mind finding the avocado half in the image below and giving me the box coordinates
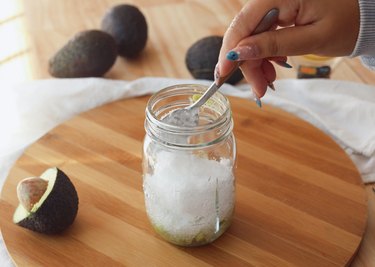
[13,167,79,234]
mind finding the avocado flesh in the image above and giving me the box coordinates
[151,219,232,247]
[13,167,78,234]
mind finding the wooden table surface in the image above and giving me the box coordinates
[0,95,368,266]
[1,0,374,266]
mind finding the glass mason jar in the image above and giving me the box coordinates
[142,84,236,247]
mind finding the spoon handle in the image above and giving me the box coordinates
[190,8,279,110]
[215,61,241,87]
[216,7,279,87]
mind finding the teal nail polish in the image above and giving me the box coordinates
[255,98,262,108]
[268,83,275,91]
[276,61,293,68]
[226,51,239,61]
[282,62,293,68]
[251,89,262,108]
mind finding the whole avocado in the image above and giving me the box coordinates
[185,36,243,85]
[101,4,148,58]
[49,30,117,78]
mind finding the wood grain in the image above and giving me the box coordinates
[1,0,374,266]
[3,0,374,84]
[0,96,367,266]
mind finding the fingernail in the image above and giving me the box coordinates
[226,45,259,61]
[275,61,293,68]
[255,98,262,108]
[214,63,220,80]
[226,51,239,61]
[250,89,262,108]
[214,63,220,84]
[268,83,275,91]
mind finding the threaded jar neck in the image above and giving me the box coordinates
[145,84,233,149]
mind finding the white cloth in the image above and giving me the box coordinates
[0,77,374,265]
[261,79,375,183]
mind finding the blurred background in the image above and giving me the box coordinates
[0,1,374,266]
[1,0,375,87]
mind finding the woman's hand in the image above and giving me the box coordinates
[217,0,360,98]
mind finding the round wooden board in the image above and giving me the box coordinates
[0,96,367,267]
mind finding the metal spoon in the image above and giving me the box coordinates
[163,8,279,127]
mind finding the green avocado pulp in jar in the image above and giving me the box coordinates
[143,84,236,246]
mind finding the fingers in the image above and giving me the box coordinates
[220,0,359,64]
[218,0,298,76]
[240,59,276,99]
[217,55,290,82]
[217,0,360,104]
[261,60,277,89]
[226,24,324,60]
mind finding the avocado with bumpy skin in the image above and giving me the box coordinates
[49,30,117,78]
[13,167,79,234]
[185,36,243,85]
[101,4,148,58]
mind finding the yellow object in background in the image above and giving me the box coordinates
[291,54,341,79]
[302,54,334,63]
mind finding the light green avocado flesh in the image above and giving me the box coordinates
[13,167,57,223]
[152,219,231,247]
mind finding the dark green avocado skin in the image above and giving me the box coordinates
[49,30,117,78]
[101,4,148,58]
[17,169,79,234]
[185,36,244,85]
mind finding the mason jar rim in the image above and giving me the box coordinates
[146,84,230,131]
[145,84,233,148]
